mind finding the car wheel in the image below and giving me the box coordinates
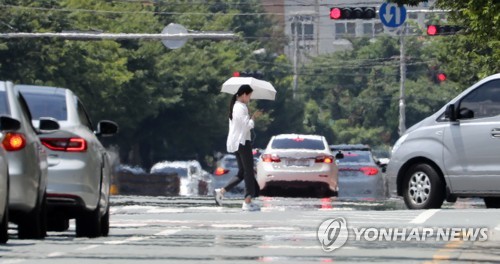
[76,204,101,238]
[47,216,69,232]
[0,200,8,244]
[402,163,445,209]
[484,197,500,208]
[100,206,110,236]
[18,192,47,239]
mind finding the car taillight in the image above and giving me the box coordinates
[360,166,379,176]
[41,138,87,152]
[2,133,26,151]
[315,156,334,163]
[261,154,281,163]
[214,167,229,176]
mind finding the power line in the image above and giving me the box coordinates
[0,4,451,17]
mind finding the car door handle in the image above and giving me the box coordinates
[491,128,500,137]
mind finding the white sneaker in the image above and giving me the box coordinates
[242,201,260,212]
[214,189,224,206]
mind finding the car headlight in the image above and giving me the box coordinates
[391,133,409,155]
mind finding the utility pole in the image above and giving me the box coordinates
[314,0,319,55]
[398,23,407,136]
[292,16,299,100]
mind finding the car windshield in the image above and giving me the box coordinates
[271,138,325,150]
[22,92,67,120]
[0,91,10,115]
[338,150,373,163]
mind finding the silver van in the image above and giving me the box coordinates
[387,73,500,209]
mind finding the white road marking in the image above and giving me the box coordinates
[410,209,440,224]
[1,259,26,264]
[146,208,184,213]
[76,245,100,251]
[211,224,253,228]
[105,228,180,245]
[155,229,180,236]
[47,252,66,257]
[105,236,151,245]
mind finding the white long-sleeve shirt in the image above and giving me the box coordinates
[226,101,254,153]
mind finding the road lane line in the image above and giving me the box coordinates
[76,245,100,251]
[410,209,440,224]
[211,224,252,228]
[427,236,464,262]
[105,228,180,245]
[1,259,26,264]
[105,236,151,245]
[155,229,180,236]
[47,252,66,257]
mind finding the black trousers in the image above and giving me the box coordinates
[223,140,259,198]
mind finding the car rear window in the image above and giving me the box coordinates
[22,92,67,120]
[0,91,10,115]
[338,150,373,163]
[271,138,325,150]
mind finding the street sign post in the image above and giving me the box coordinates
[379,2,407,28]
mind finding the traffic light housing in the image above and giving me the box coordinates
[426,25,464,36]
[428,66,447,83]
[330,7,376,20]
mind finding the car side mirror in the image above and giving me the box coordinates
[96,120,118,137]
[38,117,60,132]
[444,104,457,121]
[0,116,21,131]
[335,151,344,160]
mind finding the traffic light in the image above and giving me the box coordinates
[436,72,447,82]
[329,7,376,20]
[429,66,447,83]
[426,25,464,36]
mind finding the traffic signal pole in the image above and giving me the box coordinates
[399,23,407,136]
[292,16,299,100]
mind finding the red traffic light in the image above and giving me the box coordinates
[437,73,447,82]
[427,25,438,36]
[427,24,464,36]
[330,7,376,20]
[330,7,342,19]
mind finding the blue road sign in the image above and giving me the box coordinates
[379,2,407,28]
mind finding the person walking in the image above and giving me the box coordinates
[214,84,262,211]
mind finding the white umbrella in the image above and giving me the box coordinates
[221,77,276,101]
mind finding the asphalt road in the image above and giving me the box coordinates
[1,195,500,263]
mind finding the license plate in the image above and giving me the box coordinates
[285,159,310,167]
[339,170,361,177]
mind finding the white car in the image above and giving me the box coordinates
[18,85,118,238]
[257,134,341,197]
[0,81,59,239]
[0,116,23,243]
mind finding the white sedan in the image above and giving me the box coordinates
[257,134,341,197]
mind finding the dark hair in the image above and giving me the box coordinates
[228,84,253,120]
